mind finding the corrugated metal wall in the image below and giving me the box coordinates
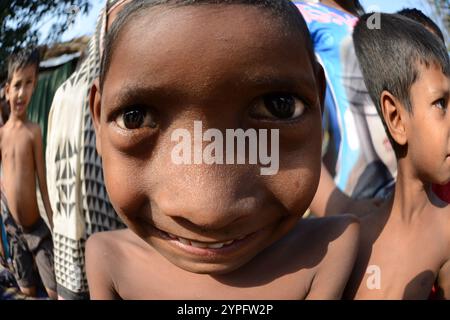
[27,60,76,150]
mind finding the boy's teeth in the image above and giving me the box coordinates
[208,242,225,249]
[178,238,191,245]
[190,241,208,248]
[174,237,236,249]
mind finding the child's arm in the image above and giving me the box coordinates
[310,163,384,217]
[436,259,450,299]
[32,125,53,230]
[305,215,360,299]
[85,233,119,299]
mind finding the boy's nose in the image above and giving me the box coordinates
[17,87,24,99]
[153,166,265,232]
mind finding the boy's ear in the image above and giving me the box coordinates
[89,78,102,156]
[315,63,326,114]
[380,90,407,146]
[4,83,10,102]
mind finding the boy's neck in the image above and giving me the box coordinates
[8,112,28,124]
[390,158,443,223]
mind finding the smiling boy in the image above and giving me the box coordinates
[0,49,56,299]
[85,0,360,299]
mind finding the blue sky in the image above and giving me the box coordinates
[361,0,448,41]
[38,0,446,44]
[361,0,433,14]
[38,1,104,43]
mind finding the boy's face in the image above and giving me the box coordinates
[92,5,324,274]
[405,63,450,184]
[5,65,37,118]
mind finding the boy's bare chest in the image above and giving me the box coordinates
[118,272,312,299]
[1,128,34,161]
[115,249,314,299]
[350,227,446,299]
[1,127,33,154]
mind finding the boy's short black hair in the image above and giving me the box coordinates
[100,0,316,89]
[397,8,445,43]
[341,0,365,17]
[353,13,450,155]
[7,48,40,83]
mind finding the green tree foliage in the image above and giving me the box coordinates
[0,0,91,83]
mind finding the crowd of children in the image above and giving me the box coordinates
[0,0,449,300]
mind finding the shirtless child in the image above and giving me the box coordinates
[0,49,56,299]
[85,0,360,299]
[346,13,450,299]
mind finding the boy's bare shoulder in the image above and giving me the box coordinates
[308,214,360,261]
[86,228,155,265]
[256,214,360,299]
[295,214,360,246]
[26,121,42,137]
[300,215,359,267]
[264,214,359,275]
[297,215,360,299]
[86,229,146,299]
[86,229,144,253]
[86,230,149,277]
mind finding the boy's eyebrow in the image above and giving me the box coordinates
[429,88,449,98]
[106,70,318,108]
[240,71,317,91]
[107,83,175,107]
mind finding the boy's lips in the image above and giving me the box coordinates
[165,231,247,249]
[15,102,25,110]
[152,225,261,257]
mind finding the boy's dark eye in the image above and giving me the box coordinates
[250,93,306,120]
[116,107,156,130]
[434,98,447,110]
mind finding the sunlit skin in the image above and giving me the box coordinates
[345,63,450,299]
[0,65,56,299]
[2,65,49,228]
[5,66,35,120]
[87,4,360,299]
[423,17,450,204]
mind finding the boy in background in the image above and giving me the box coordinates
[347,13,450,299]
[0,49,56,299]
